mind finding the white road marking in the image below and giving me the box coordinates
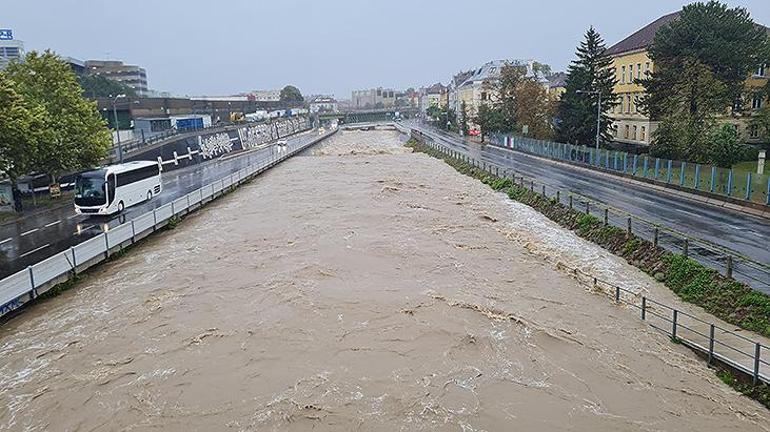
[0,238,12,245]
[20,243,50,258]
[45,220,61,227]
[20,228,38,237]
[67,214,80,220]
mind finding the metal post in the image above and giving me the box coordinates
[530,181,534,193]
[641,297,647,320]
[753,343,761,385]
[683,238,688,258]
[726,255,733,279]
[654,158,660,179]
[604,208,608,225]
[672,309,678,340]
[131,220,136,243]
[695,164,701,189]
[680,162,685,186]
[27,266,36,299]
[745,172,752,200]
[727,170,733,196]
[569,195,573,209]
[627,217,632,236]
[615,286,620,303]
[595,91,601,157]
[586,201,590,215]
[767,177,770,205]
[104,232,110,258]
[710,166,716,193]
[666,159,672,183]
[708,324,715,364]
[556,190,560,203]
[653,228,659,247]
[632,154,638,176]
[542,185,546,197]
[71,247,77,274]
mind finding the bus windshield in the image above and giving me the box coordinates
[74,173,107,207]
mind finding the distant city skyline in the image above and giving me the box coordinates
[4,0,769,98]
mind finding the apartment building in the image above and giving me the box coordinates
[606,12,769,147]
[0,29,24,70]
[86,60,149,95]
[351,87,396,109]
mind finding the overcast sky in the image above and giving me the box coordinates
[4,0,769,99]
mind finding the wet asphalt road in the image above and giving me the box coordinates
[406,123,770,290]
[0,131,320,279]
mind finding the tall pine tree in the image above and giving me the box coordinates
[556,27,617,146]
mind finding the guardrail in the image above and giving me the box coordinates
[418,134,769,385]
[408,125,770,294]
[0,128,337,319]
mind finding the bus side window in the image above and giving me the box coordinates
[107,174,117,205]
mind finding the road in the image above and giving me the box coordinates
[406,122,770,291]
[0,130,321,279]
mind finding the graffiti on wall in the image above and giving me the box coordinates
[199,133,235,159]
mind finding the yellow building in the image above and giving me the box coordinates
[606,11,769,147]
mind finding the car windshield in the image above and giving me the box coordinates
[74,173,106,206]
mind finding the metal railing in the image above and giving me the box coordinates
[418,135,769,385]
[0,128,336,319]
[487,133,770,206]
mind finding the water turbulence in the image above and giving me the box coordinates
[0,129,767,431]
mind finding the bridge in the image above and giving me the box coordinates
[319,107,419,124]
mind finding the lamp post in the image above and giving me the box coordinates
[110,94,126,162]
[576,89,602,156]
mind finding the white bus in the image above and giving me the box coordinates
[74,161,162,216]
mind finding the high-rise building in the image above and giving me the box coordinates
[0,29,24,70]
[85,59,149,95]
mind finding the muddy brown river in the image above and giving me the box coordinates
[1,129,768,431]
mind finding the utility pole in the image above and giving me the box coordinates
[111,94,126,163]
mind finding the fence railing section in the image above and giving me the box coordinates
[487,133,770,206]
[418,134,769,385]
[0,129,336,319]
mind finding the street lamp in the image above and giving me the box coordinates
[576,89,602,157]
[110,94,126,162]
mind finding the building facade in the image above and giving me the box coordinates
[0,29,24,70]
[351,87,396,109]
[606,12,769,147]
[251,89,281,102]
[86,60,149,95]
[309,96,338,113]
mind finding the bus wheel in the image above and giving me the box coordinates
[147,191,152,201]
[118,201,124,213]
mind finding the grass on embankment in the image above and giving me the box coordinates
[406,138,770,407]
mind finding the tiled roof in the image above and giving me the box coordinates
[606,11,680,56]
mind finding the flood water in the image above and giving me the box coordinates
[1,129,768,431]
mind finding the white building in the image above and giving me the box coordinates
[0,29,24,70]
[309,96,338,113]
[251,89,281,102]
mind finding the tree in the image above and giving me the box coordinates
[280,85,304,105]
[0,73,44,185]
[556,26,617,146]
[459,101,470,136]
[474,103,506,142]
[647,59,728,161]
[77,74,137,99]
[641,1,766,115]
[514,77,556,140]
[5,51,112,183]
[708,124,748,168]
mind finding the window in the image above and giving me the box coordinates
[632,125,638,140]
[645,62,650,76]
[481,91,487,101]
[749,124,759,139]
[613,125,618,137]
[626,95,631,114]
[641,126,646,141]
[636,63,641,80]
[620,96,625,113]
[756,64,766,77]
[621,66,626,84]
[624,125,629,139]
[628,64,633,82]
[752,94,763,110]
